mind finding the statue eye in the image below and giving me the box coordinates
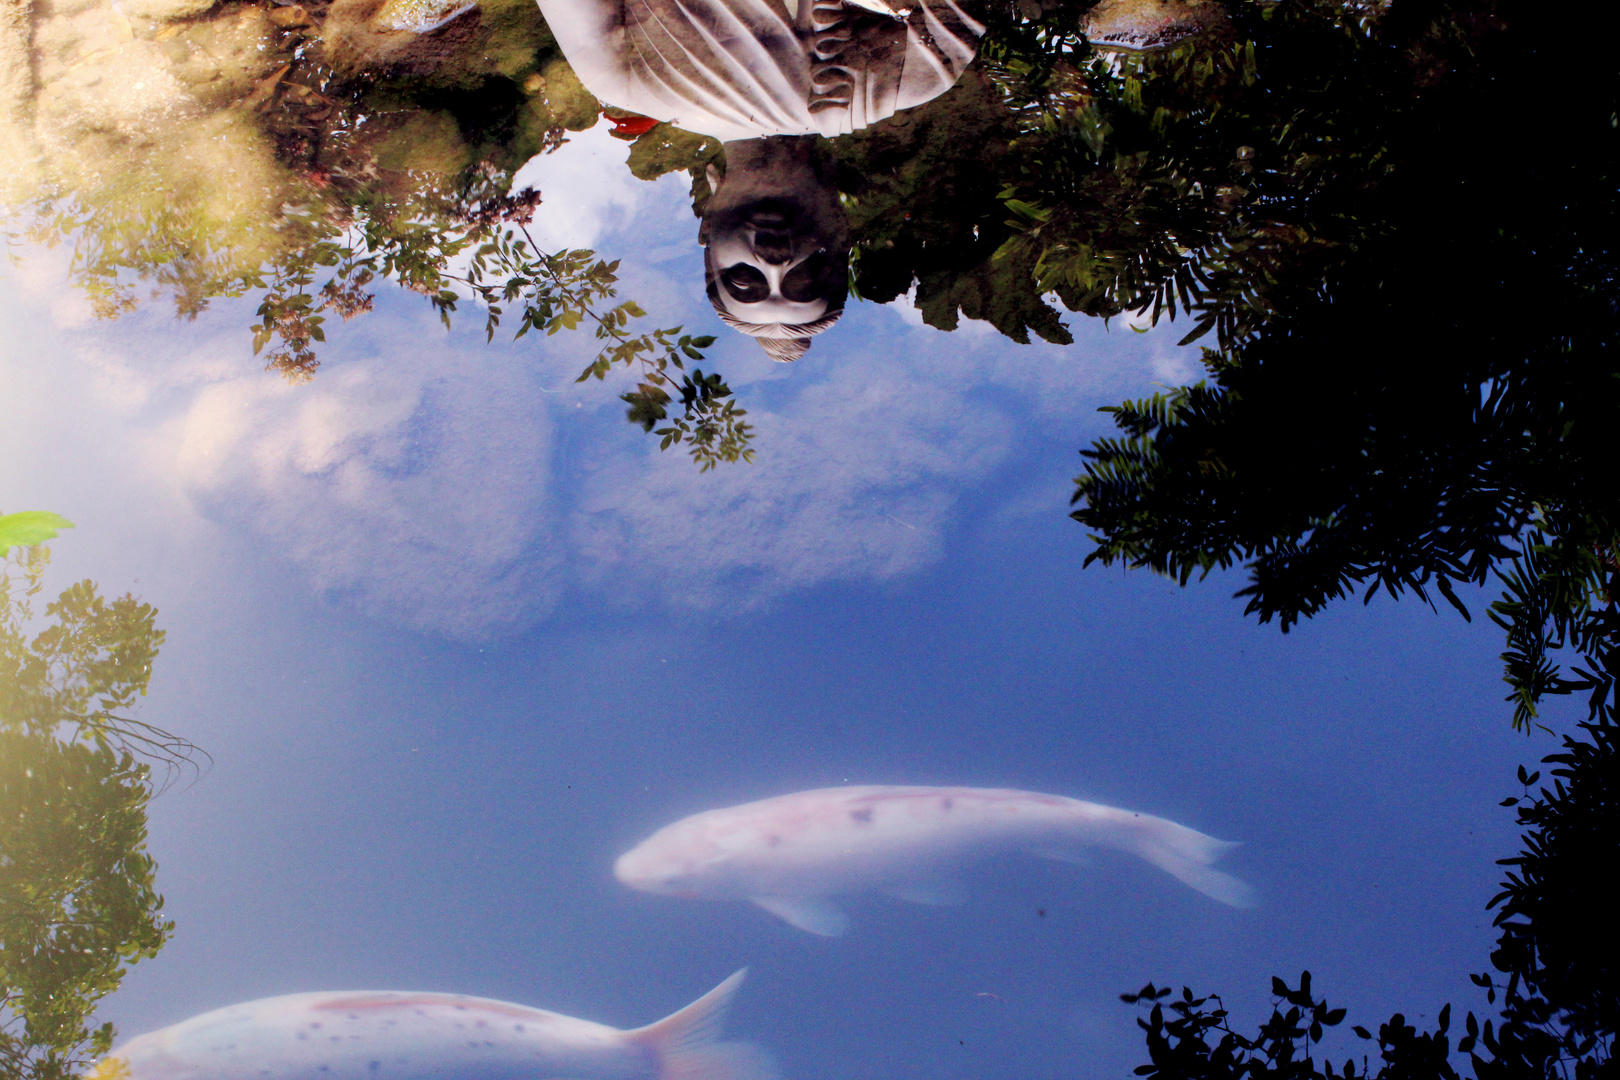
[720,264,770,303]
[781,250,836,303]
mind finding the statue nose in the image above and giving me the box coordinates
[753,231,793,264]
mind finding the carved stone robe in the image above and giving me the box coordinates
[537,0,984,142]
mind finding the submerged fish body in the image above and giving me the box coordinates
[615,786,1255,935]
[94,970,773,1080]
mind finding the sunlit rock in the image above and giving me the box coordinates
[1,0,602,317]
[1081,0,1226,51]
[372,0,477,32]
[0,0,40,197]
[119,0,218,23]
[320,0,558,84]
[7,0,293,309]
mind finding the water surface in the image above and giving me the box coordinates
[1,0,1587,1076]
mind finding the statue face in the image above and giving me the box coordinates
[699,142,850,327]
[705,202,844,325]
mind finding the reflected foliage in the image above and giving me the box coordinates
[1112,468,1618,1076]
[1078,4,1617,1075]
[774,0,1390,342]
[1,542,184,1078]
[1125,710,1620,1080]
[1483,716,1619,1076]
[828,69,1072,345]
[0,735,169,1080]
[1120,972,1594,1080]
[5,0,750,466]
[1063,0,1619,724]
[1123,974,1444,1080]
[0,545,193,769]
[1123,721,1620,1079]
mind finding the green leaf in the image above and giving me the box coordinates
[0,511,76,554]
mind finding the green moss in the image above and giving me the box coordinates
[534,58,600,131]
[625,123,722,182]
[371,109,474,175]
[478,0,552,79]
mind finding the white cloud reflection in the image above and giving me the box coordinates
[174,348,562,638]
[571,345,1013,611]
[0,131,1193,639]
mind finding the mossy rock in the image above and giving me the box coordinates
[319,0,555,87]
[625,123,721,181]
[477,0,551,79]
[530,57,598,131]
[370,108,474,174]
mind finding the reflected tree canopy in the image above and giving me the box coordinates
[1,537,188,1078]
[7,0,1613,463]
[1059,0,1617,726]
[20,0,1610,476]
[2,0,750,466]
[1019,2,1617,1074]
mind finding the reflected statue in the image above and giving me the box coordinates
[537,0,986,358]
[697,137,850,361]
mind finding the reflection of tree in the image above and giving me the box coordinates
[1120,702,1617,1079]
[4,0,752,467]
[1111,525,1617,1075]
[242,168,753,468]
[1019,1,1618,1074]
[814,0,1615,377]
[829,68,1072,345]
[758,0,1273,341]
[1,538,190,1078]
[0,735,170,1080]
[1064,0,1617,723]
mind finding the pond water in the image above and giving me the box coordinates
[1,0,1612,1077]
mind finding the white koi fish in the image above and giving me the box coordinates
[615,786,1255,935]
[91,970,773,1080]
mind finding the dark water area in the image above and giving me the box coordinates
[1,0,1615,1077]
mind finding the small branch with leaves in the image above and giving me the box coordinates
[246,180,754,469]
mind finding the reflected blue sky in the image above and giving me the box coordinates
[1,124,1534,1079]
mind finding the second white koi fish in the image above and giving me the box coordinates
[91,970,772,1080]
[614,786,1255,935]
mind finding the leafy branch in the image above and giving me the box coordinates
[1488,525,1618,732]
[1122,973,1527,1079]
[245,179,754,470]
[1,539,205,786]
[2,539,185,1078]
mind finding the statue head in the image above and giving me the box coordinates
[699,136,851,361]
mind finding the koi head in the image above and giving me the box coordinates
[613,812,756,897]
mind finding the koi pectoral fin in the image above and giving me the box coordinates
[751,896,850,936]
[1028,846,1092,866]
[880,880,967,906]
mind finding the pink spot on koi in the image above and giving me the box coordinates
[310,995,546,1020]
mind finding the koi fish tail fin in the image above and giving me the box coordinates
[629,970,778,1080]
[1132,818,1258,908]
